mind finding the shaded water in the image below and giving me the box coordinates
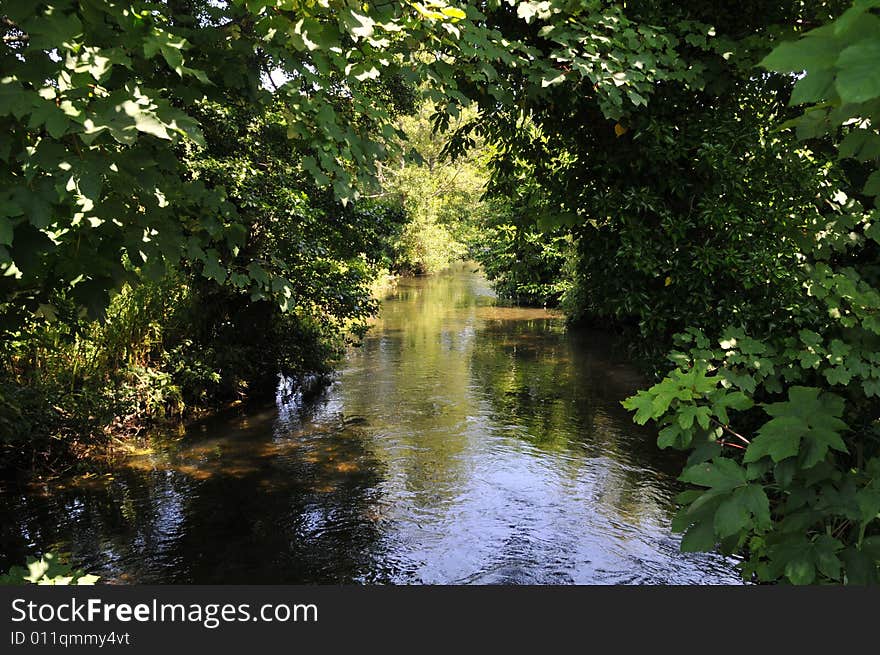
[0,263,741,584]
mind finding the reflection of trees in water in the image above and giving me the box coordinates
[467,319,685,528]
[0,425,391,583]
[162,441,388,583]
[0,471,195,578]
[341,265,685,534]
[339,269,488,507]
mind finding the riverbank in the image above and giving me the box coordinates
[2,267,409,482]
[0,274,356,481]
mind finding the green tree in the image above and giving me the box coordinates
[379,102,490,274]
[622,0,880,584]
[0,0,483,324]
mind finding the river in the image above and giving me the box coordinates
[0,263,741,584]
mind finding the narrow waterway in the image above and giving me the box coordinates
[0,263,741,584]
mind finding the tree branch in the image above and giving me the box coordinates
[711,417,751,445]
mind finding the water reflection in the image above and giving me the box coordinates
[0,263,741,584]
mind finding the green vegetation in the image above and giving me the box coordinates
[620,2,880,585]
[4,0,880,584]
[0,552,98,585]
[377,102,476,274]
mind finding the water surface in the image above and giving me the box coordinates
[0,263,741,584]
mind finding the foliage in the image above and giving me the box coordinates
[0,0,416,323]
[476,210,571,307]
[0,553,98,585]
[447,3,843,340]
[377,102,489,274]
[2,0,692,326]
[559,92,832,343]
[622,1,880,584]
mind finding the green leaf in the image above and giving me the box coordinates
[842,546,879,584]
[440,7,467,20]
[814,535,843,581]
[785,556,816,585]
[678,404,698,428]
[25,11,83,49]
[341,10,375,40]
[0,565,28,585]
[680,520,715,552]
[658,422,686,448]
[760,35,839,73]
[839,129,880,161]
[745,415,805,462]
[202,249,227,283]
[745,387,848,465]
[680,457,747,491]
[291,18,337,52]
[5,553,99,585]
[541,73,566,88]
[824,365,852,386]
[714,495,751,538]
[834,5,869,37]
[696,406,711,429]
[773,459,797,489]
[21,191,52,229]
[738,484,771,530]
[790,69,835,105]
[687,439,722,465]
[863,378,880,398]
[712,390,753,423]
[722,391,753,410]
[29,102,70,138]
[835,39,880,104]
[127,105,171,140]
[856,486,880,524]
[621,390,656,424]
[746,458,772,480]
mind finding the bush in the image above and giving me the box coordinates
[622,3,880,584]
[0,273,347,473]
[475,216,571,307]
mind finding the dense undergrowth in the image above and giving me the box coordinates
[0,274,344,475]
